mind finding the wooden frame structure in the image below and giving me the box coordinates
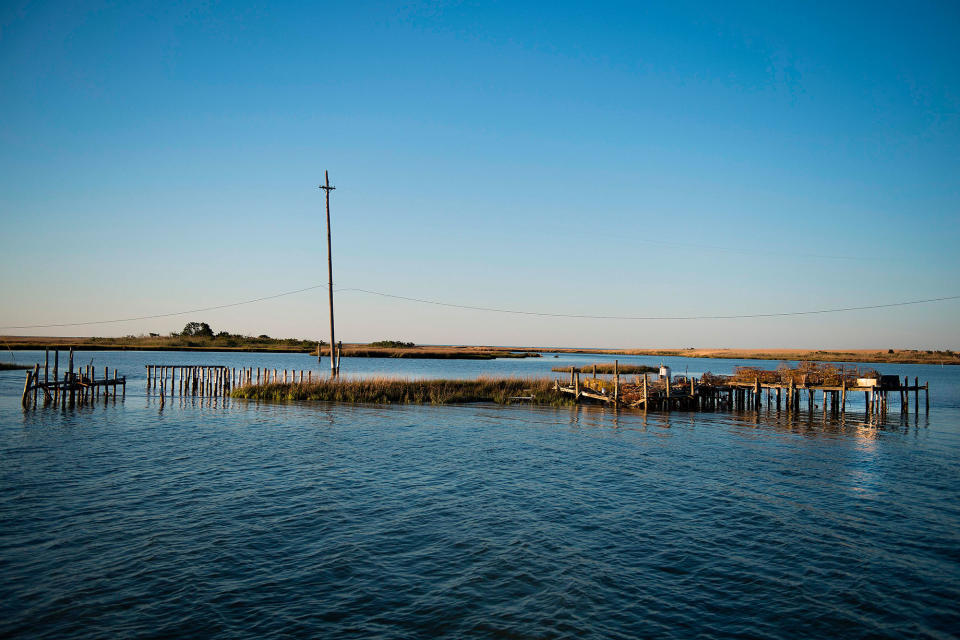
[558,361,930,414]
[21,347,126,409]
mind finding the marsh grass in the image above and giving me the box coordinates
[232,376,573,406]
[730,361,880,386]
[342,348,535,359]
[551,364,657,374]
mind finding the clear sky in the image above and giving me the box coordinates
[1,0,958,348]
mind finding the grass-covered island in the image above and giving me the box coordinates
[231,377,572,406]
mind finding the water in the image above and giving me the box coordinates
[1,350,958,638]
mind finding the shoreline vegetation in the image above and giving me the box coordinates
[531,347,958,366]
[231,377,573,406]
[551,363,658,375]
[0,330,956,365]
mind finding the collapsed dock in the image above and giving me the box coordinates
[20,347,126,409]
[558,361,929,414]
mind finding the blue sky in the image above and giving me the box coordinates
[1,0,958,348]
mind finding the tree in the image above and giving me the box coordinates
[182,321,214,337]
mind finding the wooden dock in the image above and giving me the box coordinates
[21,347,126,409]
[558,361,929,414]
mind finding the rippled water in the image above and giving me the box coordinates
[1,351,959,638]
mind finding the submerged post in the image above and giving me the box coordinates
[614,360,619,404]
[21,370,32,408]
[914,377,919,413]
[68,348,75,408]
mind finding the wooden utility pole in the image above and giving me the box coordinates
[319,170,337,377]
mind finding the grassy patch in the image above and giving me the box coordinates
[231,376,572,406]
[551,363,657,374]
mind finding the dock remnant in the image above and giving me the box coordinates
[145,366,322,400]
[21,347,126,409]
[558,362,929,415]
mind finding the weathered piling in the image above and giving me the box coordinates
[143,364,234,399]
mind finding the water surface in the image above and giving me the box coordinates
[1,351,958,638]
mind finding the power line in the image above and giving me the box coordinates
[0,285,327,330]
[1,286,958,330]
[341,289,960,320]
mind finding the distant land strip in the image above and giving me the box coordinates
[0,336,956,365]
[519,347,959,366]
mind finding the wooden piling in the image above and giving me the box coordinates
[614,360,619,405]
[914,377,919,413]
[53,349,59,404]
[68,348,75,407]
[21,370,32,408]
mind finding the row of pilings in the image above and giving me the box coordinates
[146,365,325,401]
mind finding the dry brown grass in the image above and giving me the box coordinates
[550,364,657,375]
[231,376,572,406]
[730,362,879,386]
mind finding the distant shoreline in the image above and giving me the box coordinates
[1,336,955,365]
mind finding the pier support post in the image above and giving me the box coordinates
[68,348,75,408]
[914,377,919,414]
[53,350,59,404]
[21,370,32,408]
[614,360,619,405]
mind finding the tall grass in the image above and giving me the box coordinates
[231,376,573,406]
[551,364,657,374]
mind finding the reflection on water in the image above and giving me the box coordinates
[1,351,958,638]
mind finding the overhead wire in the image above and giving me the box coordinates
[1,285,958,330]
